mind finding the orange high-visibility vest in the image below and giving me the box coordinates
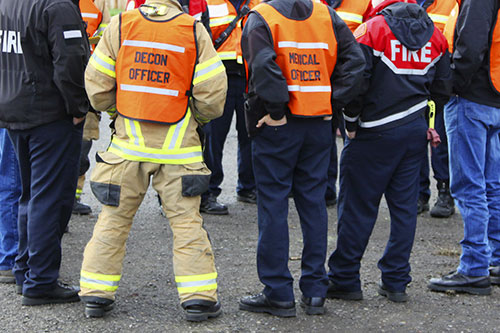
[80,0,103,38]
[334,0,371,32]
[116,10,198,124]
[490,4,500,94]
[207,0,259,63]
[252,2,337,117]
[426,0,456,32]
[443,2,458,53]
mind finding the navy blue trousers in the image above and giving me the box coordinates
[252,117,331,301]
[328,117,427,292]
[419,102,449,201]
[203,74,255,197]
[8,118,82,294]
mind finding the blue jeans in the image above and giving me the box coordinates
[0,128,21,270]
[445,97,500,276]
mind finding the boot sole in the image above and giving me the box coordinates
[300,302,325,315]
[22,294,80,306]
[185,307,222,322]
[239,303,296,317]
[326,290,363,301]
[85,304,114,318]
[430,208,455,218]
[199,209,229,216]
[428,283,492,295]
[378,287,408,303]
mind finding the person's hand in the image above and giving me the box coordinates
[73,116,85,125]
[346,130,356,139]
[256,114,287,128]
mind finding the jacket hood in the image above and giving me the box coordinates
[380,1,435,51]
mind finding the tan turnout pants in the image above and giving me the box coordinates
[79,151,217,304]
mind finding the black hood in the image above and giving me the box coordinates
[381,2,435,51]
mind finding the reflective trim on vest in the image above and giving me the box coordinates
[428,13,448,25]
[278,41,329,50]
[80,0,103,38]
[82,13,99,19]
[336,11,363,24]
[359,100,428,128]
[288,85,331,92]
[175,272,217,294]
[193,55,225,85]
[209,15,237,27]
[89,48,116,78]
[80,270,121,292]
[217,51,237,60]
[120,84,179,97]
[122,39,185,53]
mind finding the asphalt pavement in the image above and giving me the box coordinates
[1,118,499,332]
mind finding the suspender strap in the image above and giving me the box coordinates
[213,0,251,50]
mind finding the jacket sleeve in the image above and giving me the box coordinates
[430,49,452,105]
[241,12,289,120]
[84,15,120,113]
[329,7,365,111]
[342,28,373,132]
[191,21,228,124]
[451,0,497,94]
[46,1,90,118]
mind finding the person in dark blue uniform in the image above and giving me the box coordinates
[326,0,451,303]
[0,0,89,305]
[239,0,364,316]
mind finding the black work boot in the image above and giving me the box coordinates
[181,299,222,322]
[428,271,491,295]
[81,296,115,318]
[417,196,429,214]
[430,180,455,218]
[239,293,296,317]
[22,281,80,305]
[200,195,228,215]
[72,198,92,215]
[300,295,325,315]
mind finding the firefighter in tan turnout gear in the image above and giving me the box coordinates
[78,0,228,321]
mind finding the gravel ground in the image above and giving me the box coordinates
[1,120,498,333]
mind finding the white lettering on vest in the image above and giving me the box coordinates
[0,30,23,54]
[390,40,432,64]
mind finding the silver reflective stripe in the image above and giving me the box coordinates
[110,142,202,160]
[194,60,223,79]
[176,279,217,288]
[81,13,99,19]
[80,276,119,287]
[129,120,140,146]
[343,114,359,122]
[120,84,179,97]
[374,49,443,76]
[359,100,428,128]
[122,40,185,53]
[91,53,115,72]
[278,41,329,50]
[336,11,363,24]
[288,85,331,92]
[63,30,82,39]
[168,115,187,150]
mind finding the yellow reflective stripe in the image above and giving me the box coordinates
[81,270,121,281]
[237,55,243,64]
[76,188,83,194]
[193,55,225,85]
[89,48,116,78]
[336,11,363,24]
[124,118,135,145]
[108,137,203,164]
[177,283,218,294]
[174,110,191,149]
[80,281,118,292]
[217,51,237,60]
[132,120,145,147]
[210,15,236,27]
[162,122,177,150]
[428,13,448,24]
[175,272,217,283]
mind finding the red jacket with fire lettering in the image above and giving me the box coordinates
[343,0,451,132]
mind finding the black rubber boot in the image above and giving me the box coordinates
[82,296,115,318]
[430,180,455,218]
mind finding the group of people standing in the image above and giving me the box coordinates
[0,0,499,325]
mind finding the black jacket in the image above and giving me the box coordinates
[241,0,365,120]
[343,1,451,132]
[0,0,90,130]
[452,0,500,107]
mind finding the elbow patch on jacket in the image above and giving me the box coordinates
[181,174,210,197]
[89,151,126,206]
